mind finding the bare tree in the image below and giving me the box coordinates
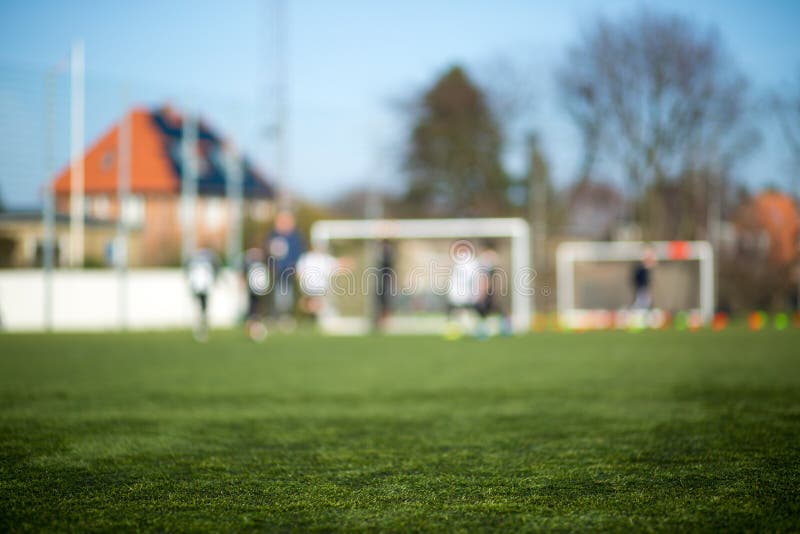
[773,68,800,196]
[557,8,757,239]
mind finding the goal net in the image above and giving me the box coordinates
[309,218,532,335]
[556,241,714,329]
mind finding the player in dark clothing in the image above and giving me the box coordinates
[265,210,305,329]
[476,240,511,336]
[242,247,269,341]
[374,240,395,331]
[631,246,657,309]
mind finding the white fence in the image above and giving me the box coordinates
[0,269,243,332]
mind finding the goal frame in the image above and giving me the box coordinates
[556,240,714,328]
[310,218,532,335]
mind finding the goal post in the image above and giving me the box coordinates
[310,218,532,335]
[556,240,714,329]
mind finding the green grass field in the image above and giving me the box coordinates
[1,329,799,531]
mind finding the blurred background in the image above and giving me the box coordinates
[0,0,798,330]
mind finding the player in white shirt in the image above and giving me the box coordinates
[185,248,220,342]
[445,241,484,338]
[296,243,347,322]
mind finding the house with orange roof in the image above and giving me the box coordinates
[51,106,274,266]
[735,191,799,266]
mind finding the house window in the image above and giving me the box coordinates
[123,195,145,227]
[205,197,224,230]
[92,195,110,219]
[177,198,197,226]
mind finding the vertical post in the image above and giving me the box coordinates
[706,169,722,313]
[555,244,574,323]
[69,40,85,267]
[276,0,289,209]
[264,0,290,209]
[699,242,715,324]
[534,165,547,274]
[42,187,56,329]
[511,220,532,333]
[181,110,198,263]
[526,135,548,314]
[224,144,244,270]
[794,170,800,314]
[116,97,131,329]
[42,68,57,330]
[364,187,383,329]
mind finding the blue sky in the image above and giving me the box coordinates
[0,0,799,208]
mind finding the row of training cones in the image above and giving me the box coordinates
[529,311,800,333]
[744,311,798,331]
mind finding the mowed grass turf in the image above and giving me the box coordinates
[0,329,798,531]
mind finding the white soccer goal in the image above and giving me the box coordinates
[556,240,714,329]
[310,218,532,335]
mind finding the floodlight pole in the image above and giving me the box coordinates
[42,186,55,330]
[364,187,383,330]
[69,40,85,267]
[262,0,290,210]
[707,169,722,313]
[224,143,244,270]
[42,67,58,330]
[116,92,131,329]
[510,223,532,333]
[276,0,290,210]
[793,168,800,313]
[181,110,198,263]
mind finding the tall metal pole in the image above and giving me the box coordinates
[534,166,547,274]
[69,40,85,267]
[527,134,548,311]
[116,93,131,329]
[707,165,722,313]
[795,169,799,313]
[365,186,383,329]
[43,68,57,330]
[263,0,289,210]
[224,143,244,270]
[181,110,198,263]
[275,0,289,210]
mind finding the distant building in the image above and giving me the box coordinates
[50,106,274,266]
[733,191,799,266]
[0,210,129,268]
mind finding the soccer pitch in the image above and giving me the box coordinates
[1,329,798,531]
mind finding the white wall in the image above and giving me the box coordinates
[0,269,244,331]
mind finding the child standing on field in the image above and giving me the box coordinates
[631,246,657,309]
[445,240,483,338]
[186,248,220,342]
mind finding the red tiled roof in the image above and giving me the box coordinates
[53,108,178,195]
